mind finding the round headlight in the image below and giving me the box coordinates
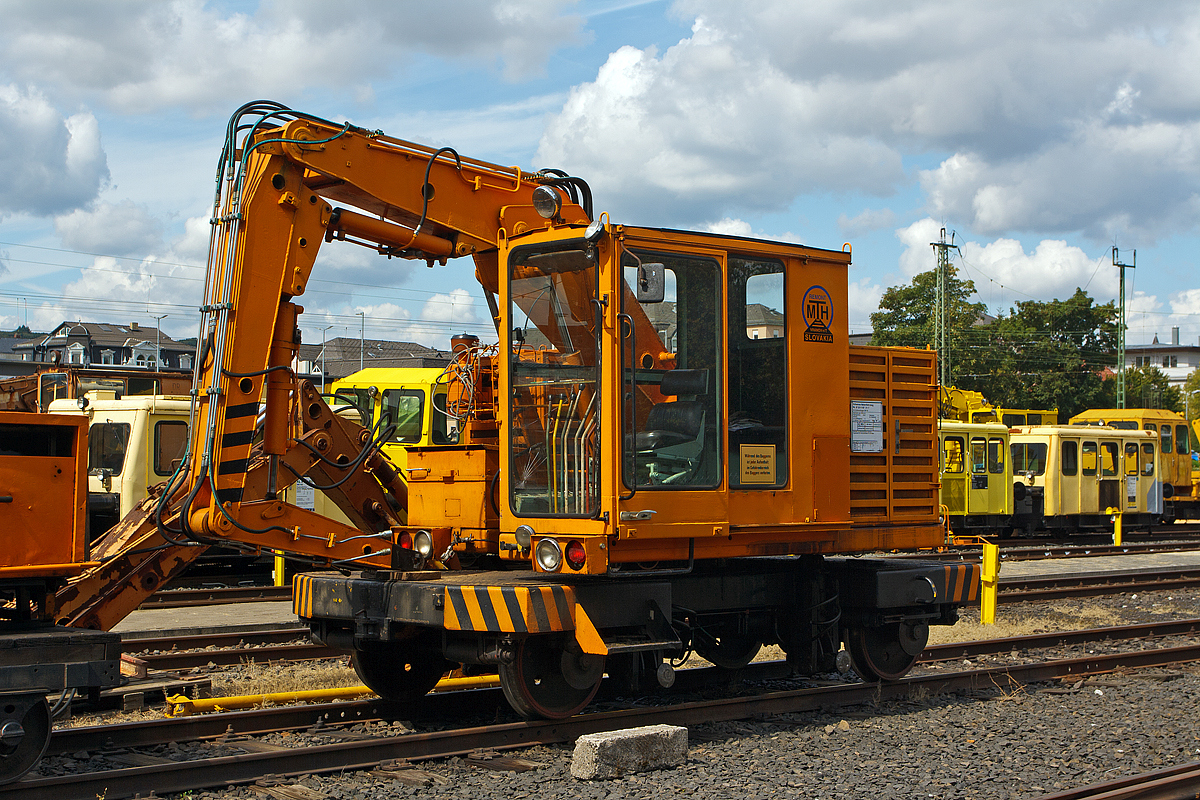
[535,538,563,572]
[413,530,433,557]
[532,186,562,220]
[515,524,534,549]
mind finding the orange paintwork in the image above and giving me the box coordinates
[0,412,88,578]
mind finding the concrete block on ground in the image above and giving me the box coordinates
[571,724,687,779]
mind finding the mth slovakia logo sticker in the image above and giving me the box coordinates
[802,285,833,343]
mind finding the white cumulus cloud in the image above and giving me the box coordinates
[0,85,108,216]
[55,200,165,256]
[537,0,1200,243]
[895,218,1117,305]
[0,1,584,115]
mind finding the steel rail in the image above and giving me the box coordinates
[21,643,1200,800]
[997,567,1200,603]
[140,585,292,608]
[1030,761,1200,800]
[892,541,1200,562]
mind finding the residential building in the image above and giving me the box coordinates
[1125,327,1198,388]
[12,321,192,371]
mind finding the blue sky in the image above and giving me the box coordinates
[1,0,1198,351]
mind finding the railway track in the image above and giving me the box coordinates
[1033,761,1200,800]
[29,618,1200,799]
[17,638,1200,800]
[997,566,1200,602]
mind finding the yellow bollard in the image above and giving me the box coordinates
[1106,507,1122,546]
[274,551,285,587]
[980,541,1000,625]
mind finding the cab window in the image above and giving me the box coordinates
[1002,413,1025,427]
[942,437,964,474]
[154,421,189,476]
[88,422,131,475]
[1161,425,1172,457]
[622,248,723,490]
[1177,425,1189,455]
[380,389,424,444]
[333,387,375,426]
[728,258,786,488]
[1061,440,1078,476]
[1101,442,1119,476]
[1011,442,1047,476]
[1124,442,1139,476]
[970,437,987,474]
[987,437,1005,474]
[1081,441,1097,476]
[1141,442,1155,476]
[431,392,458,444]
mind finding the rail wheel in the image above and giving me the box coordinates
[0,696,51,785]
[845,621,927,682]
[695,633,762,670]
[352,641,449,702]
[499,635,604,719]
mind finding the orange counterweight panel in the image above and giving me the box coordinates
[0,412,89,577]
[848,346,939,524]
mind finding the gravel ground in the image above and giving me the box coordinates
[36,586,1200,799]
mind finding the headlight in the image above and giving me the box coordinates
[535,538,563,572]
[532,186,562,219]
[413,530,433,557]
[515,524,534,549]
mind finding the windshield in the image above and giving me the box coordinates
[508,241,601,517]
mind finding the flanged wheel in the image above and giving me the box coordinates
[0,696,51,785]
[499,636,604,719]
[352,641,449,702]
[846,621,927,682]
[695,633,762,670]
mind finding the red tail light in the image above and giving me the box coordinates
[565,540,586,570]
[398,531,413,550]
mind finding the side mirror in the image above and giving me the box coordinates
[636,262,665,304]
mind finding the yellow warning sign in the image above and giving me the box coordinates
[740,444,777,484]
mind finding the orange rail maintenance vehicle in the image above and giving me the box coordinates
[51,102,977,721]
[0,412,121,783]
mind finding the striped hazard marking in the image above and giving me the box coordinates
[944,562,981,603]
[443,584,575,633]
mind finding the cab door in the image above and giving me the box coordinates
[966,436,989,514]
[940,434,966,517]
[1079,440,1099,515]
[1058,439,1080,515]
[1098,440,1120,512]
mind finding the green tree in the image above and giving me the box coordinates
[1183,368,1200,450]
[982,289,1117,421]
[870,265,989,385]
[1101,364,1184,413]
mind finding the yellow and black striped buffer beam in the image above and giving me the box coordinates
[943,562,981,603]
[293,574,316,618]
[443,584,575,633]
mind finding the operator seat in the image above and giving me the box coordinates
[636,368,709,484]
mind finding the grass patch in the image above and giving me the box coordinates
[210,659,361,698]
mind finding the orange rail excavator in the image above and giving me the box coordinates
[42,101,976,725]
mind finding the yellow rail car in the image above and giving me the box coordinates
[1009,425,1161,534]
[938,421,1012,534]
[1069,408,1195,519]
